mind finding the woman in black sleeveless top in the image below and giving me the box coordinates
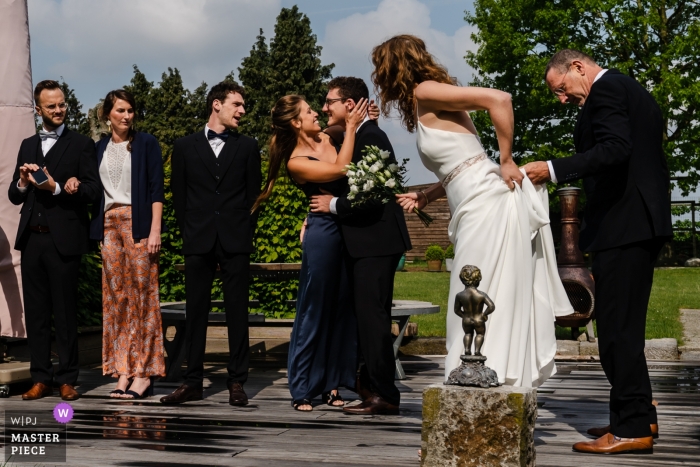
[252,95,369,411]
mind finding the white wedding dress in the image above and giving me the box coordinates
[416,120,574,387]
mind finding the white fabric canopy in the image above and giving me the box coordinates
[0,0,34,338]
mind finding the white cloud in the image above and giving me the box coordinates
[320,0,478,185]
[28,0,280,103]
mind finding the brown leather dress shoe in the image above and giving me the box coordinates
[573,433,653,454]
[228,382,248,406]
[587,423,658,439]
[59,384,80,401]
[342,394,399,415]
[22,382,53,400]
[160,384,203,405]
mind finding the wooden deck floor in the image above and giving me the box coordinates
[1,356,699,466]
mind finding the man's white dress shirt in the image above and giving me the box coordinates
[205,125,226,157]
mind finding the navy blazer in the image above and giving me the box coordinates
[90,131,166,240]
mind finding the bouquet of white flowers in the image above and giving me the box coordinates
[345,145,432,227]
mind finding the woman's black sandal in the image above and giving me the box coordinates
[292,399,313,411]
[322,391,345,407]
[122,377,154,400]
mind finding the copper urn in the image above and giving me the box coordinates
[555,187,595,328]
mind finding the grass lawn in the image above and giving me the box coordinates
[394,267,700,341]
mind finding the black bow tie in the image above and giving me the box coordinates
[207,129,229,141]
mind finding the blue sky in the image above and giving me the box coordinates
[28,0,478,185]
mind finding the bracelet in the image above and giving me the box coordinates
[419,190,429,205]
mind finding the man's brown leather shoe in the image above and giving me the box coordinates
[228,382,248,407]
[160,384,203,405]
[59,384,79,401]
[22,382,53,400]
[342,394,399,415]
[573,433,653,454]
[587,423,658,439]
[355,375,372,401]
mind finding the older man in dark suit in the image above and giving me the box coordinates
[524,50,672,455]
[8,80,100,401]
[162,81,261,407]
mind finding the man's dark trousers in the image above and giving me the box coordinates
[593,238,664,438]
[352,253,403,406]
[21,232,81,386]
[183,238,250,387]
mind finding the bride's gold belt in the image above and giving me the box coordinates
[441,152,487,188]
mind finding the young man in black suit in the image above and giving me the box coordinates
[162,82,261,406]
[8,80,100,401]
[524,50,672,455]
[311,77,412,415]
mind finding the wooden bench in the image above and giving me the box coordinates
[160,299,439,382]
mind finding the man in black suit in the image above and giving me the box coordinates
[162,82,261,406]
[311,77,412,415]
[8,80,100,401]
[524,50,672,455]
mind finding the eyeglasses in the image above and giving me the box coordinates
[324,97,344,107]
[40,102,68,113]
[552,68,572,96]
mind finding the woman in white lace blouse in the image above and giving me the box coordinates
[90,90,166,399]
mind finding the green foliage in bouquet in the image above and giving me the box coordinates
[425,244,445,261]
[445,244,455,259]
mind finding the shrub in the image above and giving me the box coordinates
[425,244,445,261]
[445,244,455,259]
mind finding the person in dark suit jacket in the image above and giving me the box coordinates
[524,50,672,455]
[8,80,100,401]
[311,77,412,415]
[161,81,261,407]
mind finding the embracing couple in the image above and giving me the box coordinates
[254,77,411,414]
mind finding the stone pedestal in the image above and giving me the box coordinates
[421,384,537,467]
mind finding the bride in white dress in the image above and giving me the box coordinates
[371,35,574,387]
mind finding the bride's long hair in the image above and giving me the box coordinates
[252,94,305,213]
[371,35,456,133]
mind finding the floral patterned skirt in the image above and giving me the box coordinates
[102,206,165,378]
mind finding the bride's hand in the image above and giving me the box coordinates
[500,160,523,190]
[345,98,368,130]
[395,192,427,212]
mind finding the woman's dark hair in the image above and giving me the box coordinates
[251,95,305,213]
[100,89,137,151]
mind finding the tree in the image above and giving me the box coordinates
[465,0,700,195]
[238,6,334,316]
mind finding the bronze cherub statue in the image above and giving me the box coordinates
[454,265,495,357]
[446,265,500,388]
